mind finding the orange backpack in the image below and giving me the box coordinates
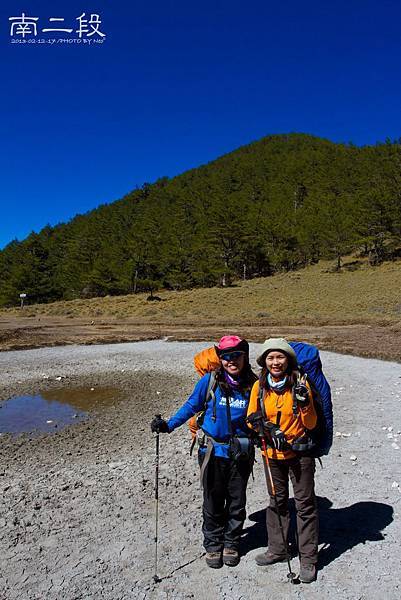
[193,346,220,376]
[189,346,221,439]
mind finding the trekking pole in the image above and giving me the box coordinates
[153,414,162,584]
[260,435,296,583]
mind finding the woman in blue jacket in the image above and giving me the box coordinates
[151,336,257,568]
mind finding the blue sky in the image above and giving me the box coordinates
[1,0,401,248]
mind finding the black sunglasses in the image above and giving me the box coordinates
[220,351,245,361]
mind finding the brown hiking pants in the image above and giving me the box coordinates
[265,455,318,564]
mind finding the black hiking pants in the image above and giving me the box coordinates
[265,455,318,564]
[199,453,252,552]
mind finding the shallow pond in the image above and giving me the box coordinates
[0,386,120,435]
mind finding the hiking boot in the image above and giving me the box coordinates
[299,563,316,583]
[255,550,287,566]
[222,548,240,567]
[205,551,223,569]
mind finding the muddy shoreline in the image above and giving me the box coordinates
[1,315,401,363]
[0,341,400,599]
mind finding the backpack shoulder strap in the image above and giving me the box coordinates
[203,371,218,422]
[223,383,234,438]
[257,381,267,420]
[206,370,217,395]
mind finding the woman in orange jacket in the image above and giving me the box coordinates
[247,338,318,584]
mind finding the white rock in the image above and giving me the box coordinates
[335,432,342,437]
[391,481,399,489]
[90,388,95,391]
[382,426,387,430]
[350,455,357,461]
[388,426,394,432]
[55,376,62,381]
[391,443,400,450]
[387,433,394,439]
[342,433,351,438]
[46,420,53,424]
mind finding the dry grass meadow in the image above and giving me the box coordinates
[3,258,401,325]
[1,258,401,360]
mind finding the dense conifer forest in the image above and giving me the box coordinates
[1,133,401,307]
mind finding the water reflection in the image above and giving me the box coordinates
[41,386,119,411]
[0,387,120,435]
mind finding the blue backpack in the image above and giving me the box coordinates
[289,342,333,457]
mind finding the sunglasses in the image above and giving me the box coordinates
[220,351,245,361]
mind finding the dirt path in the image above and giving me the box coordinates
[0,341,400,599]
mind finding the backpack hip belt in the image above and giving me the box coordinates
[198,433,254,488]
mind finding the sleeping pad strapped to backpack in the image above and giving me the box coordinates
[190,342,333,458]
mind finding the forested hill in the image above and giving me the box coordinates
[1,133,401,306]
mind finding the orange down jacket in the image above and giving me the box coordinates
[247,380,317,460]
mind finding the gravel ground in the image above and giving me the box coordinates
[0,340,400,600]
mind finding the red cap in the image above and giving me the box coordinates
[215,335,249,358]
[217,335,243,350]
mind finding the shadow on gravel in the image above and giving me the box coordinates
[241,509,267,554]
[240,497,394,567]
[317,496,394,570]
[158,553,206,581]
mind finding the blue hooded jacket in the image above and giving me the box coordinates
[167,373,252,458]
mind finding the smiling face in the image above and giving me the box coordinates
[265,351,289,380]
[220,352,246,377]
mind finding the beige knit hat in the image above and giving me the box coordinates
[256,338,297,367]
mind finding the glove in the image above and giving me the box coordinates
[264,422,287,451]
[294,381,310,407]
[151,416,170,433]
[247,411,266,434]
